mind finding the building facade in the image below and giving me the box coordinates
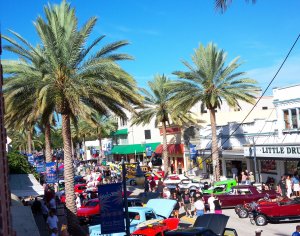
[0,36,14,236]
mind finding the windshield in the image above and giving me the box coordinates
[145,211,157,220]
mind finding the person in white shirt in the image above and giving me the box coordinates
[46,209,58,235]
[207,194,215,213]
[194,197,205,216]
[163,187,171,199]
[76,193,81,209]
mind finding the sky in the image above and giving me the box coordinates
[1,0,300,94]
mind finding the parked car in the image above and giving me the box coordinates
[89,199,176,236]
[249,197,300,226]
[77,197,142,222]
[202,179,237,195]
[164,174,187,187]
[178,178,204,192]
[203,185,278,208]
[165,214,238,236]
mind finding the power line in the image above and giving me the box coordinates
[192,33,300,173]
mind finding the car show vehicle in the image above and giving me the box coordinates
[178,178,204,192]
[202,179,237,195]
[164,174,187,186]
[249,197,300,226]
[203,185,278,208]
[88,199,176,236]
[164,214,238,236]
[74,183,87,194]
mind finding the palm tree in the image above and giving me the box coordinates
[3,2,141,233]
[170,43,259,181]
[131,75,196,176]
[215,0,256,13]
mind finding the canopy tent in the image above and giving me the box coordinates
[155,144,184,155]
[111,142,160,155]
[9,174,44,197]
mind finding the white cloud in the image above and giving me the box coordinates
[247,54,300,93]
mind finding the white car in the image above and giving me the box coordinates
[163,174,187,186]
[178,178,204,191]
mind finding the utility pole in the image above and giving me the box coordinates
[121,157,130,236]
[252,137,260,183]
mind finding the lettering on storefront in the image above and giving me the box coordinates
[244,145,300,158]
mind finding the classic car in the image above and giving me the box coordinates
[235,195,283,218]
[77,197,143,222]
[131,218,180,236]
[147,171,165,182]
[203,185,278,208]
[165,214,238,236]
[74,183,87,194]
[89,199,177,236]
[178,178,204,191]
[202,179,237,195]
[164,174,187,186]
[249,197,300,226]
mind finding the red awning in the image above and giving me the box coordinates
[155,144,184,155]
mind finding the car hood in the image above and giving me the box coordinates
[77,207,96,215]
[193,214,229,236]
[146,199,176,219]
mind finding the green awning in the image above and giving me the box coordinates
[111,142,161,155]
[112,129,128,136]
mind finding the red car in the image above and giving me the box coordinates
[77,198,100,221]
[131,218,180,236]
[147,171,165,182]
[250,197,300,226]
[75,183,87,194]
[203,185,278,208]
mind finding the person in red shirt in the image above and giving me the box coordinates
[149,177,156,192]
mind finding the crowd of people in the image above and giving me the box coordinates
[277,174,300,198]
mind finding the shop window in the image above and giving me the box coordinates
[283,110,290,129]
[262,106,268,110]
[201,106,207,113]
[120,118,127,126]
[144,130,151,140]
[291,109,298,129]
[260,160,277,174]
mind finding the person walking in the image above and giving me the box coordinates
[213,197,222,214]
[241,171,247,184]
[46,209,59,236]
[278,175,287,197]
[157,178,165,197]
[207,193,216,213]
[182,189,192,217]
[286,175,293,198]
[149,177,156,192]
[292,173,300,197]
[292,225,300,236]
[144,177,150,194]
[194,196,205,217]
[171,192,180,218]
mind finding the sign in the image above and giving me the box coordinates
[159,126,181,135]
[27,154,34,166]
[45,162,57,184]
[244,145,300,158]
[98,183,125,234]
[36,163,46,173]
[189,144,198,160]
[146,146,152,157]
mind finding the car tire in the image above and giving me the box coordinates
[255,215,267,226]
[237,208,249,218]
[130,180,136,186]
[235,205,242,214]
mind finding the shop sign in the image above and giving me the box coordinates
[244,145,300,158]
[159,126,181,135]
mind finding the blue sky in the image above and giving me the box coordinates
[1,0,300,93]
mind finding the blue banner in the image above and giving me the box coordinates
[46,162,57,184]
[146,146,152,157]
[190,144,198,160]
[36,163,46,173]
[27,154,34,166]
[98,183,125,234]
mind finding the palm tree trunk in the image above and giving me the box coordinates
[209,108,220,181]
[71,138,74,160]
[162,121,169,178]
[98,129,103,164]
[45,123,52,163]
[27,130,32,154]
[82,137,87,160]
[61,114,79,233]
[76,142,80,159]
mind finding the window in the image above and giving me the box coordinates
[283,110,290,129]
[145,211,156,220]
[201,106,207,113]
[291,109,298,128]
[144,130,151,139]
[262,106,268,110]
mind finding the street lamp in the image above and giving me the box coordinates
[121,157,130,236]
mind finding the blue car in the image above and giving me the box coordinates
[89,199,176,236]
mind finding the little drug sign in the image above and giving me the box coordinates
[244,145,300,158]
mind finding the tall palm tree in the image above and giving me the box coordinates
[215,0,256,12]
[131,75,196,176]
[3,2,141,233]
[170,43,259,181]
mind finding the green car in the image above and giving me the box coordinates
[202,179,237,195]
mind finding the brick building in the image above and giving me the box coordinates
[0,34,13,235]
